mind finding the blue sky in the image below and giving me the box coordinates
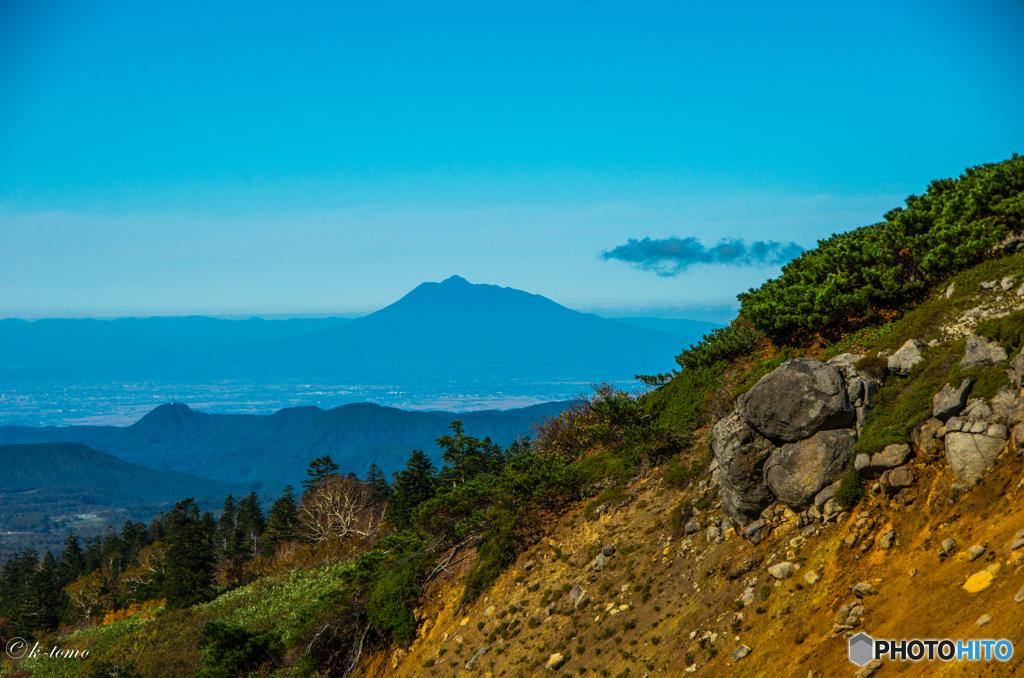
[1,0,1022,320]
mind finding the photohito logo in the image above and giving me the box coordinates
[849,632,1013,664]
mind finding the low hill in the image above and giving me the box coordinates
[0,443,247,505]
[0,400,570,490]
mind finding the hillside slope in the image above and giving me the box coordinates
[4,156,1022,678]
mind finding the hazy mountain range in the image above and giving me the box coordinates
[0,400,569,491]
[0,276,714,385]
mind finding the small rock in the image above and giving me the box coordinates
[524,561,534,571]
[1015,584,1024,603]
[945,282,956,298]
[745,519,768,545]
[731,645,751,661]
[460,617,469,626]
[568,585,588,609]
[933,379,974,422]
[1011,538,1024,551]
[1000,277,1015,290]
[981,279,998,289]
[591,553,608,571]
[880,466,915,495]
[465,646,490,671]
[961,334,1008,369]
[685,518,700,535]
[888,339,925,376]
[879,531,895,549]
[941,538,957,555]
[484,605,495,616]
[851,582,873,598]
[804,570,820,585]
[855,660,883,678]
[767,562,794,580]
[967,545,986,562]
[601,544,616,556]
[977,614,992,627]
[545,653,566,671]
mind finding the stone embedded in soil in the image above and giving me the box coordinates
[465,646,489,670]
[879,531,895,549]
[731,645,752,661]
[940,538,957,555]
[804,570,820,585]
[545,653,566,671]
[977,614,993,627]
[967,545,986,562]
[851,582,873,598]
[961,334,1008,370]
[768,562,794,580]
[888,339,925,376]
[1015,584,1024,604]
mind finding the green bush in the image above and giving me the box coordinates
[738,155,1024,343]
[195,621,282,678]
[834,469,864,511]
[366,563,424,645]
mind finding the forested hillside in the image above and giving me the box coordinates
[1,155,1022,678]
[0,401,568,490]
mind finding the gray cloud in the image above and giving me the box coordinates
[602,236,804,276]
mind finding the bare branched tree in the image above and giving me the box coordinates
[300,475,387,543]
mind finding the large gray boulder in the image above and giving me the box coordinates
[961,334,1008,370]
[764,429,855,510]
[712,410,777,525]
[888,340,924,376]
[945,418,1009,484]
[932,378,974,422]
[737,357,854,443]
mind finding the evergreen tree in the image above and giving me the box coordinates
[262,486,301,556]
[236,493,266,558]
[60,532,85,583]
[303,455,340,491]
[0,549,38,632]
[26,552,65,631]
[388,450,437,529]
[435,420,505,487]
[216,495,241,560]
[365,464,392,498]
[163,498,216,608]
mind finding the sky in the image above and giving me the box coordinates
[1,0,1022,322]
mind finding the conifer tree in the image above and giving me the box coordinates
[365,464,392,498]
[237,493,266,558]
[263,486,301,556]
[216,495,241,559]
[388,450,437,528]
[164,498,216,608]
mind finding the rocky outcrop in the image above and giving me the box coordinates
[737,357,854,442]
[932,378,974,421]
[888,339,924,375]
[712,411,777,525]
[961,334,1008,369]
[764,429,855,510]
[828,353,880,432]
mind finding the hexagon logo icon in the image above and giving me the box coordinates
[849,633,874,666]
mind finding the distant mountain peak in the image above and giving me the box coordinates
[440,275,471,285]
